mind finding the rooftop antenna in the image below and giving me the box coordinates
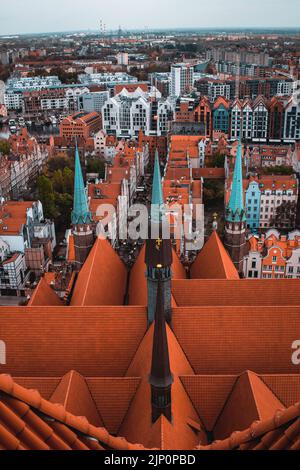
[118,25,122,39]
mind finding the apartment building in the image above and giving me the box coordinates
[102,87,173,138]
[78,72,137,87]
[4,90,23,110]
[243,175,298,230]
[230,97,269,142]
[170,63,194,97]
[6,76,61,91]
[78,91,109,114]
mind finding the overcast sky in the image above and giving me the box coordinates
[1,0,300,35]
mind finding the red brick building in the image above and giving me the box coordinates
[60,111,101,140]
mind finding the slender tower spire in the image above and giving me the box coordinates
[72,144,92,225]
[149,272,173,423]
[71,143,94,269]
[224,137,247,274]
[145,150,172,324]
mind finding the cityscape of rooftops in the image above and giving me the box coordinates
[0,0,300,462]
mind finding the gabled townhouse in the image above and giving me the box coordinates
[243,229,300,279]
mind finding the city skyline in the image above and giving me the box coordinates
[1,0,300,36]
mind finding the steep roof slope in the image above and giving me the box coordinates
[0,374,146,450]
[119,324,207,450]
[70,237,127,306]
[28,277,63,306]
[213,371,285,440]
[190,231,239,280]
[197,401,300,450]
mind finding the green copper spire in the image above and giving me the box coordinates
[226,138,246,222]
[151,150,164,223]
[71,144,92,225]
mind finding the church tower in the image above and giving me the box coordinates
[145,151,173,325]
[71,144,94,270]
[224,138,247,274]
[149,272,174,423]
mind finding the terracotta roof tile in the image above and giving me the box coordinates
[213,371,285,440]
[28,277,63,306]
[172,306,300,375]
[260,375,300,408]
[180,375,236,431]
[50,371,103,427]
[0,375,148,450]
[191,232,239,280]
[85,378,141,434]
[120,324,207,450]
[172,279,300,306]
[71,237,128,306]
[197,402,300,451]
[0,307,147,377]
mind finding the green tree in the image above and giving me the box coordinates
[214,154,226,168]
[0,140,10,155]
[63,167,74,194]
[86,159,105,178]
[37,175,58,219]
[54,192,73,229]
[47,155,73,174]
[52,170,65,193]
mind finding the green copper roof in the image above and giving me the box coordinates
[151,150,165,224]
[226,139,246,223]
[71,144,92,225]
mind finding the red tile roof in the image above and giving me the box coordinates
[213,371,285,440]
[49,371,103,427]
[28,278,63,306]
[172,306,300,375]
[190,232,239,280]
[172,279,300,306]
[70,238,127,306]
[120,324,207,450]
[0,374,146,450]
[197,401,300,450]
[0,307,147,377]
[180,375,237,431]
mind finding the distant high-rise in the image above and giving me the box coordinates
[171,63,194,97]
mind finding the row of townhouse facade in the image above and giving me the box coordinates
[175,94,300,143]
[102,87,173,138]
[162,135,205,257]
[243,229,300,279]
[230,95,300,142]
[0,129,49,199]
[225,174,299,232]
[87,141,150,247]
